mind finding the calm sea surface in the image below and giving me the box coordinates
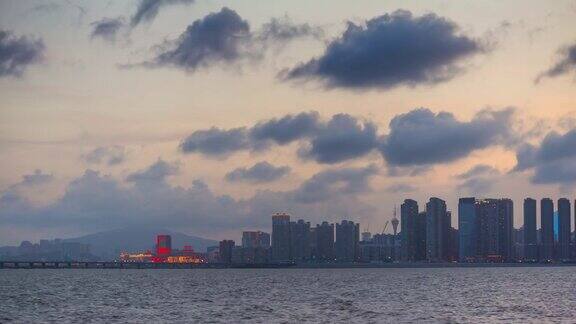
[1,267,576,323]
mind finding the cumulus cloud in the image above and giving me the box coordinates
[131,0,195,27]
[225,162,290,183]
[536,41,576,83]
[291,165,378,203]
[249,111,320,146]
[380,108,514,166]
[131,8,323,72]
[0,29,45,77]
[282,10,482,90]
[514,129,576,185]
[0,163,377,237]
[21,170,54,186]
[457,164,500,194]
[83,146,126,166]
[385,183,416,193]
[0,170,53,206]
[90,17,126,43]
[298,114,378,164]
[180,127,249,157]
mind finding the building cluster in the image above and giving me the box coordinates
[0,239,95,262]
[120,235,205,263]
[218,197,576,265]
[218,213,388,265]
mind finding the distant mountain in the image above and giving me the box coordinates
[64,227,218,260]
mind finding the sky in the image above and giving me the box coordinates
[0,0,576,245]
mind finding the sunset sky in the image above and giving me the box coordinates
[1,0,576,245]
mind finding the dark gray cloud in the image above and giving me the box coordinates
[514,129,576,185]
[83,146,126,166]
[90,17,125,43]
[0,163,377,239]
[380,107,514,166]
[133,9,322,72]
[21,170,54,186]
[0,29,45,77]
[457,164,499,179]
[536,42,576,82]
[180,127,249,157]
[131,0,195,27]
[143,7,252,71]
[249,111,320,146]
[257,16,323,43]
[126,159,179,185]
[291,165,378,203]
[385,183,416,193]
[299,114,378,164]
[225,162,290,183]
[282,10,482,90]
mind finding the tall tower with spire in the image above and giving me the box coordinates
[391,205,399,236]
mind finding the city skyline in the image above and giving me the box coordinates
[1,1,576,246]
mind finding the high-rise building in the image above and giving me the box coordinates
[459,197,477,262]
[458,198,514,262]
[272,213,292,261]
[497,199,514,262]
[401,199,419,262]
[219,240,235,264]
[558,198,571,260]
[156,235,172,257]
[523,198,538,261]
[315,221,335,261]
[540,198,554,261]
[290,220,311,261]
[242,231,270,248]
[335,220,360,262]
[426,197,448,262]
[415,211,427,261]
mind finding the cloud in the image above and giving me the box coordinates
[379,107,514,166]
[457,164,499,179]
[21,170,54,186]
[536,41,576,82]
[298,114,379,164]
[0,170,53,206]
[256,16,324,43]
[126,159,179,185]
[131,0,195,27]
[0,29,45,77]
[225,162,290,183]
[282,10,482,90]
[514,129,576,185]
[457,164,500,194]
[130,8,323,72]
[291,165,378,203]
[249,111,320,146]
[90,17,125,43]
[139,7,252,71]
[180,127,249,157]
[83,146,126,166]
[385,183,416,193]
[0,163,378,238]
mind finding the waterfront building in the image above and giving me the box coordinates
[523,198,538,261]
[335,220,360,262]
[272,213,292,261]
[315,221,335,261]
[540,198,554,261]
[218,240,235,264]
[558,198,571,260]
[242,231,270,249]
[290,220,312,261]
[401,199,419,262]
[459,198,477,262]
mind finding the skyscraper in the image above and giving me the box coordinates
[315,221,335,261]
[272,213,292,261]
[426,197,448,262]
[523,198,538,261]
[540,198,554,261]
[242,231,270,248]
[401,199,419,262]
[290,219,311,261]
[415,212,427,261]
[335,220,360,262]
[459,197,477,262]
[497,199,514,262]
[558,198,571,260]
[218,240,235,264]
